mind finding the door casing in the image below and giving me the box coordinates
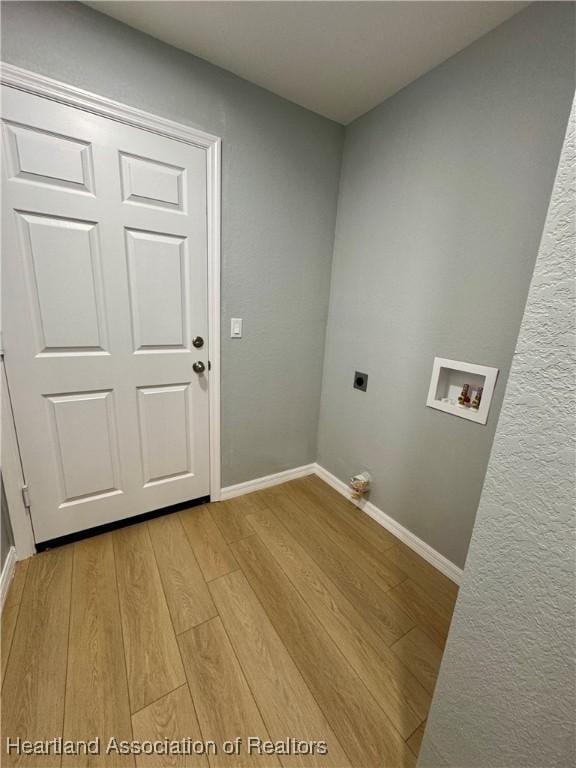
[0,62,222,556]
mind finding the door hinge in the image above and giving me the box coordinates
[21,484,31,511]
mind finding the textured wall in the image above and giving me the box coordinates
[1,1,343,487]
[317,2,575,567]
[418,96,575,768]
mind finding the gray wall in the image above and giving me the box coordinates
[418,94,575,768]
[2,2,574,574]
[317,2,575,568]
[0,1,343,487]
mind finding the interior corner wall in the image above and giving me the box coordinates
[418,92,575,768]
[0,1,344,489]
[2,2,574,566]
[317,1,575,568]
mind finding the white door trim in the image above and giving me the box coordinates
[1,357,36,559]
[0,62,222,551]
[1,546,17,612]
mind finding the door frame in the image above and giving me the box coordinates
[1,63,222,557]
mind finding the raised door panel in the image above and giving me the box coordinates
[46,390,122,506]
[137,384,194,486]
[16,212,108,354]
[126,229,190,352]
[120,152,185,211]
[3,121,94,193]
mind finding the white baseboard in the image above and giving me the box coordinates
[313,463,463,585]
[218,461,462,585]
[0,546,17,613]
[219,464,316,501]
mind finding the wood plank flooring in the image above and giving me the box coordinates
[1,477,458,767]
[63,535,133,767]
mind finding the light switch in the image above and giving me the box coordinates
[230,318,243,338]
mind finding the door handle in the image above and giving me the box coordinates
[192,361,205,374]
[193,336,204,348]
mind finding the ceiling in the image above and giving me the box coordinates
[85,1,529,124]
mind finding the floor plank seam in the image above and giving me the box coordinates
[110,534,138,756]
[204,567,241,583]
[112,533,138,730]
[145,518,212,766]
[61,545,76,753]
[264,495,416,644]
[146,521,198,714]
[219,531,259,547]
[204,588,285,764]
[389,615,419,649]
[129,682,186,719]
[1,597,24,690]
[266,502,408,649]
[233,555,360,767]
[231,534,413,761]
[210,570,355,767]
[247,510,402,734]
[247,504,431,746]
[174,613,222,637]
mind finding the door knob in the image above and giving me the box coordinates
[193,336,204,348]
[192,361,205,374]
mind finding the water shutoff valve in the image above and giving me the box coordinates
[349,471,371,500]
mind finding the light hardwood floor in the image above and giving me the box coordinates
[1,476,458,767]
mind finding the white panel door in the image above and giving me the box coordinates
[2,86,211,542]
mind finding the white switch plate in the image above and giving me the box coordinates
[230,318,243,338]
